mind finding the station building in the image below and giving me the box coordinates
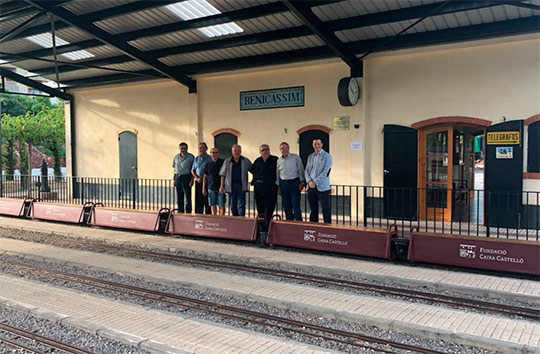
[1,0,539,227]
[66,33,540,224]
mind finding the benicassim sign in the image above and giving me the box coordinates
[240,86,304,110]
[487,131,520,145]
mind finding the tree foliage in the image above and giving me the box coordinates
[1,95,65,178]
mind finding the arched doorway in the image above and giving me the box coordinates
[212,129,239,160]
[412,117,492,222]
[297,125,331,167]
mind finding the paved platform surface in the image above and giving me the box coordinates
[0,274,333,354]
[0,237,538,353]
[1,216,539,303]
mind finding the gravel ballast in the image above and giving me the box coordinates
[0,227,537,315]
[0,252,498,354]
[0,305,148,353]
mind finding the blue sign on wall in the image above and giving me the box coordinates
[240,86,304,110]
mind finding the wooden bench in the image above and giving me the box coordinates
[0,198,32,217]
[32,202,92,224]
[90,206,170,232]
[268,220,397,260]
[166,212,258,241]
[408,231,540,276]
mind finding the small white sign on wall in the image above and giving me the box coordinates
[350,141,363,151]
[496,146,513,159]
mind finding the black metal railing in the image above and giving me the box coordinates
[0,175,538,240]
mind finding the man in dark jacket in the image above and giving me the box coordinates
[250,144,278,227]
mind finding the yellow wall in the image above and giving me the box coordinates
[197,62,361,185]
[68,35,539,191]
[363,38,540,186]
[71,81,190,179]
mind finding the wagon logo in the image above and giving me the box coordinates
[304,229,316,242]
[111,215,119,222]
[194,219,204,230]
[459,244,476,259]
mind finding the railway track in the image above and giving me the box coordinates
[0,322,92,354]
[80,240,539,321]
[3,259,445,354]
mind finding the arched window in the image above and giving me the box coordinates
[212,129,240,160]
[297,125,331,167]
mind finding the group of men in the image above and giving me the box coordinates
[172,139,332,225]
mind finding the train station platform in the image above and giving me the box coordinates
[0,219,539,353]
[1,216,538,303]
[0,274,331,354]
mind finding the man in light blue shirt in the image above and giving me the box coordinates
[305,139,332,223]
[192,142,212,214]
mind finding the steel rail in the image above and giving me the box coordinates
[0,322,92,354]
[4,260,445,354]
[82,241,540,321]
[2,232,538,320]
[0,335,42,353]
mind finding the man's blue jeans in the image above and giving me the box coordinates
[229,183,246,216]
[279,179,302,221]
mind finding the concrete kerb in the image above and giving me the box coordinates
[0,278,214,354]
[139,339,194,354]
[1,250,535,354]
[2,222,537,305]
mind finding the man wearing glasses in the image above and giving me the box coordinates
[250,144,278,228]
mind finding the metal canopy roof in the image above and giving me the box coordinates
[0,0,538,97]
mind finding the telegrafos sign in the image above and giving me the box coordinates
[240,86,305,110]
[487,131,520,145]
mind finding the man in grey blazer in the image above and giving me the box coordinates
[304,139,332,223]
[219,144,252,216]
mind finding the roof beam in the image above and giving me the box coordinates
[0,5,36,22]
[61,15,540,87]
[116,2,290,42]
[4,0,178,43]
[0,39,102,62]
[24,0,507,76]
[507,2,540,11]
[0,67,71,100]
[0,1,30,14]
[0,11,46,44]
[282,0,362,76]
[30,26,314,76]
[23,0,194,88]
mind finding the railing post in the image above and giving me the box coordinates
[132,178,136,210]
[363,186,368,227]
[81,177,85,204]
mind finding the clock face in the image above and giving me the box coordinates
[348,78,359,105]
[337,77,360,106]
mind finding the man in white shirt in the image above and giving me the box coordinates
[276,142,305,221]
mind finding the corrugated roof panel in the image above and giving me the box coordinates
[313,0,438,21]
[127,11,301,51]
[158,34,321,66]
[95,6,180,35]
[47,68,118,81]
[62,0,136,16]
[102,61,152,72]
[209,0,274,13]
[1,13,43,35]
[128,28,209,50]
[239,11,302,31]
[51,27,94,42]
